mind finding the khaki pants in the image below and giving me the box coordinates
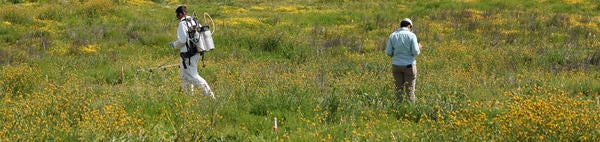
[392,64,417,103]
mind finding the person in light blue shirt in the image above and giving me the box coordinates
[386,18,422,103]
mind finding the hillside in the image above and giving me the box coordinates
[1,0,599,141]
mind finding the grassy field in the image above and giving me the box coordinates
[1,0,600,141]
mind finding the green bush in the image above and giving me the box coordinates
[0,64,40,97]
[0,26,22,43]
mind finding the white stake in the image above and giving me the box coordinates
[273,117,278,131]
[121,66,124,81]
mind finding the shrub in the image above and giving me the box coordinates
[0,64,40,97]
[589,50,600,66]
[81,0,115,17]
[0,5,34,25]
[0,25,22,43]
[495,88,600,141]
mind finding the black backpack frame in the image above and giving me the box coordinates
[179,17,206,69]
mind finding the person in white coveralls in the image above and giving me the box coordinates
[169,5,215,99]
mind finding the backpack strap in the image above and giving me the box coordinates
[180,42,195,69]
[180,53,188,69]
[179,17,195,69]
[200,51,206,68]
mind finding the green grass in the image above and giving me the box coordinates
[1,0,600,141]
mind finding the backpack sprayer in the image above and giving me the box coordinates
[137,12,215,73]
[185,11,215,54]
[180,11,215,69]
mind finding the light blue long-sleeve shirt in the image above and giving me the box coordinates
[386,27,420,66]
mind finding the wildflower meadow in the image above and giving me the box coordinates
[1,0,599,141]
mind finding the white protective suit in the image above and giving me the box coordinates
[171,16,215,99]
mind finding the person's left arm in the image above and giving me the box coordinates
[411,34,420,56]
[170,21,188,49]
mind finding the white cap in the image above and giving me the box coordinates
[401,18,413,26]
